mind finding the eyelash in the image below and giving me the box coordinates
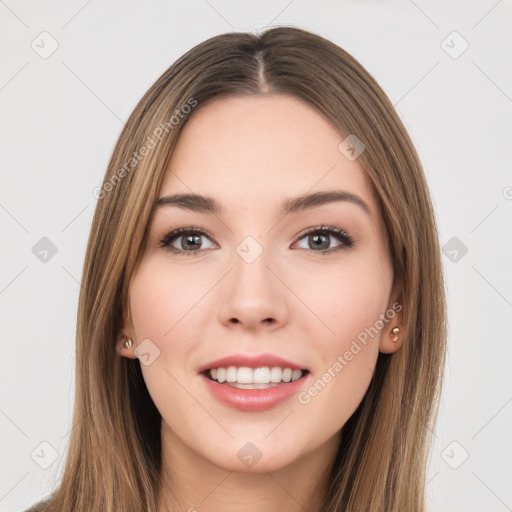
[158,225,355,257]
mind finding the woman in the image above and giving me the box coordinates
[27,25,446,512]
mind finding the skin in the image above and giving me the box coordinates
[117,95,403,512]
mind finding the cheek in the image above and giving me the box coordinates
[127,258,212,428]
[289,252,392,342]
[292,255,391,417]
[126,256,215,412]
[128,255,212,346]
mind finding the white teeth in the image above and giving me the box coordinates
[207,366,305,385]
[253,367,271,384]
[270,367,282,383]
[225,382,278,389]
[237,367,253,384]
[226,366,237,383]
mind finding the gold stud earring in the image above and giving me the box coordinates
[124,338,132,349]
[391,327,400,342]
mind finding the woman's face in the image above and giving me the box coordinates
[121,94,402,473]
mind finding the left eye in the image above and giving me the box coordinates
[294,225,354,252]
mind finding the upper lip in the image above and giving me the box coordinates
[198,353,308,373]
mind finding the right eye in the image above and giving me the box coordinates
[159,227,217,256]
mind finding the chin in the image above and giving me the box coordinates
[199,437,307,474]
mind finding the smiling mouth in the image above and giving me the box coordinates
[202,366,309,389]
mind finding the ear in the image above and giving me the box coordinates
[379,275,404,354]
[116,296,137,359]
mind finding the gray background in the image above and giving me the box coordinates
[1,1,511,511]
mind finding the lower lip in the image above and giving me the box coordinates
[200,373,308,412]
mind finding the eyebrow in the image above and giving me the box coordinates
[155,190,371,217]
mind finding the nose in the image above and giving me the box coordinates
[218,245,289,332]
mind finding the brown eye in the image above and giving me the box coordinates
[180,234,201,250]
[294,225,354,253]
[308,233,331,250]
[159,228,216,255]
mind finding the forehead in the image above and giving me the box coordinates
[160,94,378,215]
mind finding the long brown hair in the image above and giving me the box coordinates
[28,26,446,512]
